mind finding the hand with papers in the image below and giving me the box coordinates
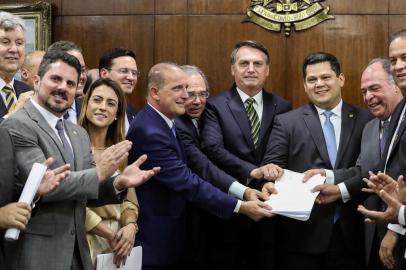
[264,169,325,221]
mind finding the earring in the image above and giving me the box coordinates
[114,117,117,120]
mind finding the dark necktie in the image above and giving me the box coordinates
[2,84,16,113]
[245,97,260,148]
[380,120,390,159]
[55,119,75,167]
[322,111,337,168]
[171,122,177,138]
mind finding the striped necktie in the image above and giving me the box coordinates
[245,97,260,148]
[2,84,16,113]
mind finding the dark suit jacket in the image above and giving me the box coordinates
[201,85,292,184]
[0,127,17,269]
[0,80,30,118]
[127,104,237,267]
[1,101,123,270]
[263,102,373,255]
[126,104,138,124]
[175,114,237,192]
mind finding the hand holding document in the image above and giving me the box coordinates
[96,246,142,270]
[4,163,47,241]
[265,169,325,221]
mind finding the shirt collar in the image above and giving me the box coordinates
[314,99,343,118]
[147,103,174,129]
[0,77,15,91]
[236,87,263,106]
[30,98,63,129]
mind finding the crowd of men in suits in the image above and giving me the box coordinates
[1,10,406,270]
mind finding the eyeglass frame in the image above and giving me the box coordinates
[108,68,141,78]
[186,90,210,100]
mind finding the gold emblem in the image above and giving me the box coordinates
[243,0,334,36]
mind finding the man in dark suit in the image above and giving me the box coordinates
[1,50,158,270]
[127,62,273,270]
[99,48,140,132]
[359,59,404,270]
[175,65,269,268]
[262,52,372,270]
[200,40,291,270]
[0,12,31,120]
[347,29,406,270]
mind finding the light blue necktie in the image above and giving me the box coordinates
[322,111,337,168]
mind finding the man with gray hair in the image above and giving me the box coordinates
[0,11,30,120]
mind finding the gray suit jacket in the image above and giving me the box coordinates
[1,100,122,270]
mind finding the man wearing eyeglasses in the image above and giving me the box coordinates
[175,64,270,269]
[99,48,140,133]
[200,40,292,270]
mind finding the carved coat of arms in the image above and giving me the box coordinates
[243,0,334,36]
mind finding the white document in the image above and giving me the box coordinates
[265,169,325,221]
[4,163,47,241]
[96,246,142,270]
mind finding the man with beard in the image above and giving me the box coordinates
[1,50,159,270]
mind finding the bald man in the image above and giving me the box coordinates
[20,50,45,89]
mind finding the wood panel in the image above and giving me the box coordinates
[61,0,154,15]
[155,15,188,64]
[156,0,187,14]
[389,15,406,36]
[56,15,154,109]
[188,0,250,14]
[390,0,406,14]
[285,15,388,108]
[188,15,287,98]
[326,0,388,14]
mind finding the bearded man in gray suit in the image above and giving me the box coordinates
[1,50,159,270]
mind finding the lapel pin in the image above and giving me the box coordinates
[349,114,354,118]
[401,115,405,122]
[73,130,77,135]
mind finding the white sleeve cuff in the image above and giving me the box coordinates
[338,183,351,203]
[228,181,248,200]
[399,205,406,226]
[234,200,242,213]
[325,169,335,184]
[388,223,406,235]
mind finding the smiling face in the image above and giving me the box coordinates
[231,46,269,96]
[85,85,118,129]
[184,73,207,119]
[389,36,406,94]
[101,56,138,94]
[304,61,344,110]
[361,62,402,120]
[33,60,78,117]
[0,26,25,82]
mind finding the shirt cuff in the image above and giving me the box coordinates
[388,223,406,235]
[399,205,406,226]
[228,181,248,200]
[325,169,334,184]
[338,183,351,203]
[234,200,242,213]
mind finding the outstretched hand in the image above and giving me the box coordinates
[114,154,160,190]
[37,157,70,196]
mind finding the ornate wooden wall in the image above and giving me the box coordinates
[2,0,406,109]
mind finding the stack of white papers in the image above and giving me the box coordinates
[265,169,325,221]
[96,246,142,270]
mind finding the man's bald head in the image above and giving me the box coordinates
[20,50,45,88]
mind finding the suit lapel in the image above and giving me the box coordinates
[226,88,254,148]
[25,102,75,167]
[336,103,355,168]
[65,123,82,170]
[387,103,406,160]
[259,91,276,144]
[302,104,332,167]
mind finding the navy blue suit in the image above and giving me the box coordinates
[200,86,291,270]
[127,105,237,268]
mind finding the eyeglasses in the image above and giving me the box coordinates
[108,68,141,78]
[187,91,210,100]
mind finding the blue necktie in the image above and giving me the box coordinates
[322,111,337,168]
[380,120,390,159]
[171,123,177,138]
